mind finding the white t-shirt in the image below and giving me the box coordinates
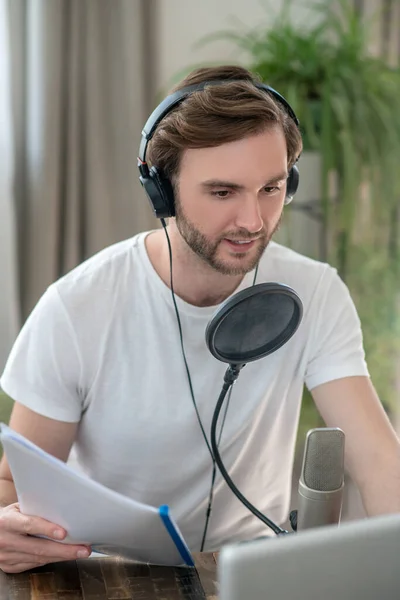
[0,232,369,551]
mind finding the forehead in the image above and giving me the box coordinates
[179,128,288,182]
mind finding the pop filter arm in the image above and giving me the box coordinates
[205,282,303,536]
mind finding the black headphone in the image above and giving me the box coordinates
[137,80,300,219]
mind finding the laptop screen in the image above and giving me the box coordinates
[219,513,400,600]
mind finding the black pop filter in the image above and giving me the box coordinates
[205,282,303,538]
[205,282,303,365]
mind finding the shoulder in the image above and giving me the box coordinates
[53,232,151,302]
[59,233,147,285]
[257,242,356,325]
[259,242,337,295]
[44,231,154,328]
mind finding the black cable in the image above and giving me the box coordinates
[199,384,233,552]
[210,367,289,536]
[161,219,214,460]
[252,261,259,287]
[161,219,264,550]
[161,219,233,551]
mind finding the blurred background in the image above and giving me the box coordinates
[0,0,399,518]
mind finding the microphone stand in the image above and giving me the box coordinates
[210,365,289,536]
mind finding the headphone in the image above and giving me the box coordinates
[137,80,300,219]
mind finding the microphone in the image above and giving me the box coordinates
[290,427,345,532]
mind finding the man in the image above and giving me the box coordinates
[0,65,399,574]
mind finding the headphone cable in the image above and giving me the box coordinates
[160,219,258,551]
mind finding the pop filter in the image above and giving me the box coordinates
[205,282,303,365]
[206,282,303,538]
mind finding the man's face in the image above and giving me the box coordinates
[174,127,289,275]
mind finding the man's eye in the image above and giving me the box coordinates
[211,190,231,198]
[263,186,279,194]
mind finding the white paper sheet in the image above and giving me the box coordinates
[0,424,194,566]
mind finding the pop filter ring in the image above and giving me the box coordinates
[205,282,303,365]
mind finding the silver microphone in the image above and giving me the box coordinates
[294,427,345,531]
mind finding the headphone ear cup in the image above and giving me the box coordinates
[139,166,175,218]
[284,164,299,205]
[156,169,176,218]
[150,167,175,218]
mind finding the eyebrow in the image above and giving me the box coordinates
[200,172,289,191]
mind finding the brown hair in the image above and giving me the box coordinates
[146,65,303,182]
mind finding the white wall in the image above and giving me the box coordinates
[153,0,320,94]
[154,0,400,85]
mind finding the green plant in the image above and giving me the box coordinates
[198,0,400,414]
[0,393,14,458]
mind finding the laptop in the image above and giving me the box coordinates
[219,513,400,600]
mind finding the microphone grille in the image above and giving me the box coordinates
[302,428,345,491]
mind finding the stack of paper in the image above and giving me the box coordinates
[0,424,194,567]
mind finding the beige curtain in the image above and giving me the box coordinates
[8,0,156,322]
[0,0,20,372]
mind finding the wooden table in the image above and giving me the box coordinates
[0,553,218,599]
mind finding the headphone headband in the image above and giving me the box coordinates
[138,79,301,219]
[138,80,300,164]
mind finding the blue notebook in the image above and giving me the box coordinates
[0,424,194,567]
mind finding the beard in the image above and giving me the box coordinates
[174,198,281,276]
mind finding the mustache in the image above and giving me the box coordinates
[220,229,266,241]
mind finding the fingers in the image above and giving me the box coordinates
[0,505,67,541]
[1,504,91,556]
[0,549,90,574]
[0,503,92,574]
[5,534,91,559]
[7,536,91,560]
[0,539,92,573]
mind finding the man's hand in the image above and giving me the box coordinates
[0,503,91,573]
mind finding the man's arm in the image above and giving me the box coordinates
[0,403,78,506]
[0,403,93,573]
[311,375,400,516]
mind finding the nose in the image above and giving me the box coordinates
[234,194,264,234]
